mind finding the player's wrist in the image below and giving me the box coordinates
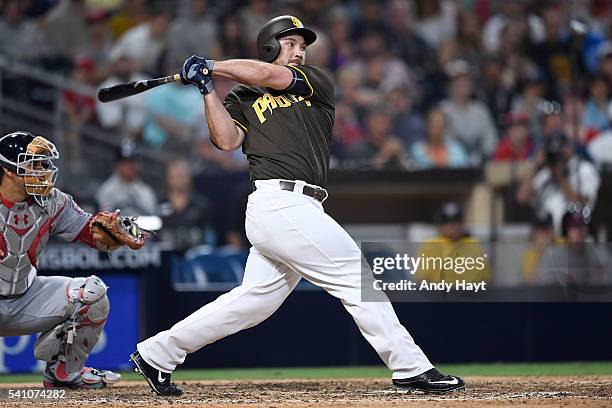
[198,75,215,95]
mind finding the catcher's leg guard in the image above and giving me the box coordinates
[35,275,121,388]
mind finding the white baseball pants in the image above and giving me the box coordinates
[138,179,433,378]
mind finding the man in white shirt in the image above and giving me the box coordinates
[108,4,171,75]
[95,140,157,217]
[518,134,600,233]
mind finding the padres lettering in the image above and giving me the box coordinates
[252,93,311,124]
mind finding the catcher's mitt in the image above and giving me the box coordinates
[90,210,151,250]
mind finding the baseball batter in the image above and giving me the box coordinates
[0,131,145,388]
[131,16,464,396]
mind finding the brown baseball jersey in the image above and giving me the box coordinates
[223,64,335,187]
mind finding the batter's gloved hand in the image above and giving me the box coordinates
[180,55,215,95]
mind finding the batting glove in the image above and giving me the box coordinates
[180,55,215,95]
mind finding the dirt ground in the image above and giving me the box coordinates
[1,376,611,407]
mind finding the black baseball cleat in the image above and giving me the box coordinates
[393,368,465,394]
[129,351,183,396]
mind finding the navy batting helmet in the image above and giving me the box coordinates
[256,15,317,62]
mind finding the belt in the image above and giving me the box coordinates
[252,180,328,202]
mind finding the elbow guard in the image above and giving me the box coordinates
[282,66,313,97]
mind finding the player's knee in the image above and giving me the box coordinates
[67,275,108,304]
[66,275,110,324]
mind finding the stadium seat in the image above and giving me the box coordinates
[183,253,240,284]
[217,247,249,281]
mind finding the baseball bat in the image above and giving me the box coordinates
[97,74,182,103]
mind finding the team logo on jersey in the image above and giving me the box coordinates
[290,17,303,28]
[7,210,34,235]
[251,93,311,124]
[13,214,29,226]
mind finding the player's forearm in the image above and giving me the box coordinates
[204,91,243,151]
[213,60,292,90]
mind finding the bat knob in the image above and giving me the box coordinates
[202,68,209,75]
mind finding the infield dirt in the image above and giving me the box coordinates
[1,376,611,407]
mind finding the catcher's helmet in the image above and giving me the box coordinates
[257,15,317,62]
[0,131,59,206]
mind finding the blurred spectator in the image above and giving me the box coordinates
[479,56,514,126]
[415,202,491,283]
[528,1,574,99]
[142,59,203,153]
[217,13,248,59]
[537,208,611,285]
[85,9,113,82]
[538,98,595,160]
[596,41,612,89]
[386,86,425,148]
[582,74,611,131]
[159,158,212,253]
[95,139,157,216]
[336,67,380,113]
[226,181,252,249]
[511,75,546,139]
[0,0,29,59]
[386,0,432,77]
[41,0,89,69]
[411,107,469,168]
[346,108,406,169]
[440,60,498,163]
[95,54,146,140]
[438,9,483,74]
[167,0,220,64]
[587,128,612,167]
[522,213,558,284]
[563,93,599,146]
[109,0,148,40]
[305,29,331,68]
[412,0,457,48]
[482,0,544,54]
[326,7,357,72]
[346,29,418,98]
[194,119,248,173]
[239,0,272,57]
[331,100,365,160]
[109,3,171,75]
[516,133,601,233]
[297,0,328,28]
[353,0,388,38]
[492,113,534,162]
[63,56,97,127]
[62,55,98,190]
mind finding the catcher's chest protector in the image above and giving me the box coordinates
[0,199,58,297]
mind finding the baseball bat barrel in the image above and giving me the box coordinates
[97,74,182,103]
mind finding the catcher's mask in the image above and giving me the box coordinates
[257,15,316,62]
[0,131,59,206]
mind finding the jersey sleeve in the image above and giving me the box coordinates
[48,189,92,242]
[284,64,334,107]
[223,87,249,135]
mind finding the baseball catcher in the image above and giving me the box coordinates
[0,131,148,388]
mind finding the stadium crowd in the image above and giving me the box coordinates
[0,0,611,282]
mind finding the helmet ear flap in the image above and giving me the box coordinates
[262,42,281,62]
